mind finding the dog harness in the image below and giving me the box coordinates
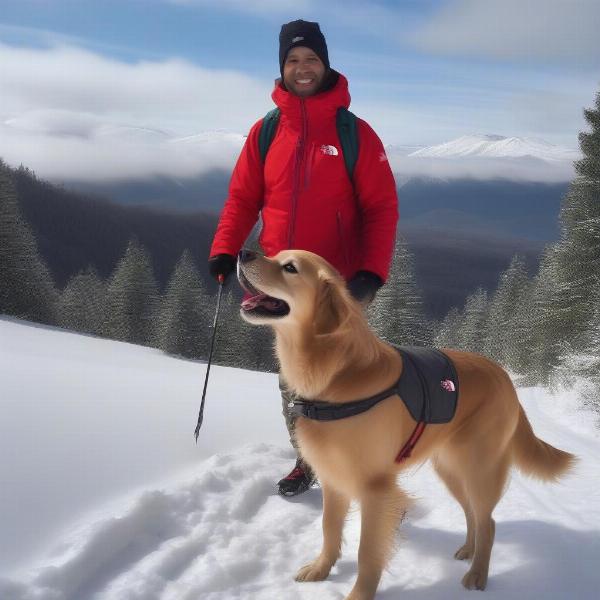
[287,346,459,463]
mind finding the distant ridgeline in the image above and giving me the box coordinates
[3,161,549,319]
[2,85,600,413]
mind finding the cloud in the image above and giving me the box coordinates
[410,0,600,64]
[0,37,586,185]
[0,43,271,132]
[0,42,271,181]
[0,120,246,182]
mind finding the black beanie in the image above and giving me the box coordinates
[279,19,329,77]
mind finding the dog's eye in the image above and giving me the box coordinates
[283,262,298,274]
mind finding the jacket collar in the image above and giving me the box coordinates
[271,70,351,132]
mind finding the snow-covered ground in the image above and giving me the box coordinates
[1,316,599,600]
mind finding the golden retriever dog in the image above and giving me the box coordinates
[237,248,575,600]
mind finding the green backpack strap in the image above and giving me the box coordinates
[258,108,280,163]
[258,106,359,182]
[336,107,359,181]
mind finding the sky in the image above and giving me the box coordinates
[0,0,599,182]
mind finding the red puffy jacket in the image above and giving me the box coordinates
[210,73,398,282]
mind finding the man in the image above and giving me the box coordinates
[209,19,398,495]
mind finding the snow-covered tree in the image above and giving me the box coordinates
[104,238,159,345]
[524,246,566,384]
[213,287,245,367]
[209,283,276,372]
[433,307,462,349]
[484,255,531,371]
[457,287,489,354]
[155,250,211,359]
[508,276,537,376]
[553,276,600,407]
[578,283,600,407]
[0,163,57,325]
[57,266,106,335]
[551,91,600,351]
[368,235,430,346]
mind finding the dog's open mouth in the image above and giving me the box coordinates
[238,270,290,318]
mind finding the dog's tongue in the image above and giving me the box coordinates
[241,294,285,312]
[241,293,268,310]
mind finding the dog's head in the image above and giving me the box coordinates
[237,249,354,334]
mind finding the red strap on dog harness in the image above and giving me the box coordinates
[395,421,426,463]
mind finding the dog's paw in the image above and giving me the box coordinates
[462,568,488,590]
[295,559,332,582]
[454,543,474,560]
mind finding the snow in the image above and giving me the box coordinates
[169,131,246,148]
[1,316,599,599]
[408,134,580,162]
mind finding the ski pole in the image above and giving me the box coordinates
[194,274,225,443]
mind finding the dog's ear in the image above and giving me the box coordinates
[314,272,351,335]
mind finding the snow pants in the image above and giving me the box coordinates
[279,375,299,450]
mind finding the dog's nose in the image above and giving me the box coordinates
[239,249,258,264]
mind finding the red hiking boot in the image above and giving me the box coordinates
[277,458,316,496]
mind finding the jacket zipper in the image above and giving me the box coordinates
[304,143,315,189]
[288,99,307,248]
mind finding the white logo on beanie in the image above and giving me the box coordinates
[292,36,305,43]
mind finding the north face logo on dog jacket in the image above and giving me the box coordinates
[395,346,458,424]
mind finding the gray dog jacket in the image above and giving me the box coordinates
[287,345,459,424]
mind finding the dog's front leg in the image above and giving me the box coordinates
[295,484,350,582]
[345,482,406,600]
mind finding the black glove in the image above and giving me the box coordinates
[347,270,383,304]
[208,253,236,282]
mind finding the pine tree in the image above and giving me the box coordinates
[104,238,159,345]
[0,163,57,325]
[368,236,430,346]
[209,283,277,372]
[156,250,211,359]
[525,246,565,384]
[251,324,277,372]
[484,255,531,370]
[57,266,106,335]
[433,307,463,349]
[551,91,600,351]
[457,287,489,354]
[508,276,536,376]
[553,277,600,406]
[213,287,245,367]
[580,283,600,406]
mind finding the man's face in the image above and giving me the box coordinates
[283,47,326,97]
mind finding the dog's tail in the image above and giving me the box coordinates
[511,405,576,482]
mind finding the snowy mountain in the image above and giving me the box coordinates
[385,134,579,183]
[95,124,172,143]
[1,316,598,599]
[407,134,580,162]
[170,130,246,148]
